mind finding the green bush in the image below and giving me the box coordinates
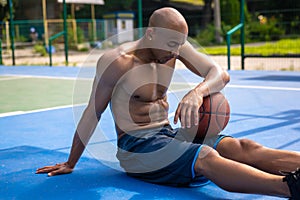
[195,24,216,46]
[16,35,28,43]
[220,0,240,25]
[33,44,47,56]
[247,16,284,41]
[67,25,85,48]
[195,0,252,46]
[76,27,84,44]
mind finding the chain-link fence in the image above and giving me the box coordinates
[0,19,105,47]
[0,18,106,66]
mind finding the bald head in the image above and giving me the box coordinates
[148,7,188,34]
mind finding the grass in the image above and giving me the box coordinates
[201,39,300,56]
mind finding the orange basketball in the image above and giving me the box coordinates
[193,92,230,143]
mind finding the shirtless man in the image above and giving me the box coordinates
[36,8,300,199]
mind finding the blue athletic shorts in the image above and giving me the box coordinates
[117,125,230,187]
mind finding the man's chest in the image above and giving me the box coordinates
[120,62,175,101]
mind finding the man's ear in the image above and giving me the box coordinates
[146,27,154,41]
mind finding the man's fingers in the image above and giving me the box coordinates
[180,104,187,128]
[48,168,63,176]
[48,168,72,176]
[36,163,64,174]
[193,109,199,126]
[174,104,182,124]
[36,166,59,174]
[185,106,192,128]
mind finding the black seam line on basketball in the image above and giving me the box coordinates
[210,96,222,131]
[204,95,212,136]
[217,98,228,131]
[216,97,225,130]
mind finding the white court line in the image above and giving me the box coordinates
[0,111,25,117]
[3,75,299,91]
[0,104,86,118]
[0,88,182,118]
[1,82,299,118]
[1,74,93,81]
[228,84,300,91]
[172,82,300,92]
[0,76,29,81]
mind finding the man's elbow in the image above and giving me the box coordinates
[221,70,230,85]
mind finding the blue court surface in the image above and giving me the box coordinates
[1,66,300,200]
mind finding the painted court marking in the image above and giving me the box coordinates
[228,84,300,92]
[1,81,299,118]
[1,75,299,91]
[0,76,29,81]
[173,82,300,92]
[1,74,92,81]
[0,104,84,118]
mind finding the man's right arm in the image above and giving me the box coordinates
[35,100,100,176]
[36,51,125,176]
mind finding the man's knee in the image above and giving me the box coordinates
[239,139,265,164]
[194,145,220,176]
[239,138,263,152]
[218,137,263,164]
[223,138,263,163]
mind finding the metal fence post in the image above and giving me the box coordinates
[240,0,245,70]
[138,0,143,38]
[226,0,245,70]
[63,0,68,66]
[8,0,15,65]
[0,39,2,65]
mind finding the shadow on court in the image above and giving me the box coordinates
[0,146,232,200]
[230,109,300,138]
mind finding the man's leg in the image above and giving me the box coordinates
[216,137,300,175]
[194,145,290,197]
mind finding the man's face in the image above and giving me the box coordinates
[150,28,187,64]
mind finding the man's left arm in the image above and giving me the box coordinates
[174,41,230,128]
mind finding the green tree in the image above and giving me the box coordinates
[220,0,239,25]
[103,0,135,12]
[247,0,300,35]
[0,0,18,21]
[201,0,213,28]
[0,0,18,40]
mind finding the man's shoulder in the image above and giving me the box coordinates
[97,42,136,74]
[102,41,136,58]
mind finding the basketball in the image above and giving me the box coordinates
[193,92,230,143]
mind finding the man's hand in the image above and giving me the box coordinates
[174,89,203,128]
[36,162,73,176]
